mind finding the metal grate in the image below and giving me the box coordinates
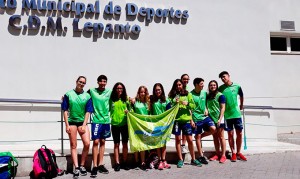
[280,21,295,31]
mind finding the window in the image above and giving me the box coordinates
[270,37,287,51]
[270,33,300,54]
[290,38,300,52]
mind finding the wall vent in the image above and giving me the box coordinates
[281,21,295,31]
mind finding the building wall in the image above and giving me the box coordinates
[1,0,298,143]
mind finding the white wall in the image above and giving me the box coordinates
[2,0,297,143]
[268,0,300,133]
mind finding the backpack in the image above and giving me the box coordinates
[0,152,18,179]
[30,145,63,179]
[146,151,159,169]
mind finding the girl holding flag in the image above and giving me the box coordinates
[150,83,172,170]
[168,79,201,168]
[131,86,150,170]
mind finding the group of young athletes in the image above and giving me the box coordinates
[61,71,247,179]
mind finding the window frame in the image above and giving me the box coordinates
[270,32,300,55]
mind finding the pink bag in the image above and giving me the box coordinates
[30,145,63,179]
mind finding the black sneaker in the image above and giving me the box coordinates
[90,167,98,178]
[98,165,109,174]
[114,163,121,172]
[132,162,140,170]
[121,163,130,170]
[140,162,147,171]
[73,168,80,179]
[79,166,87,176]
[198,156,208,165]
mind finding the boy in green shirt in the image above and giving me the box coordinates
[218,71,247,162]
[191,78,216,165]
[89,75,112,177]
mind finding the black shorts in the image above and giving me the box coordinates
[69,122,84,127]
[111,125,129,144]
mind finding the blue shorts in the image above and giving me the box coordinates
[193,117,215,134]
[172,121,193,136]
[91,123,111,140]
[214,123,225,129]
[224,118,243,131]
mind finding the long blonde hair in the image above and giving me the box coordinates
[135,86,150,108]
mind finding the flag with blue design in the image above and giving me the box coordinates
[127,105,179,152]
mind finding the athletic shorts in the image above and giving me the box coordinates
[91,123,111,140]
[172,121,193,136]
[224,118,243,131]
[69,122,83,127]
[193,117,215,135]
[111,125,129,144]
[214,123,225,129]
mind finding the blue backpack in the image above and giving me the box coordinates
[0,152,18,179]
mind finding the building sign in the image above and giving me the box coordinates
[0,0,189,39]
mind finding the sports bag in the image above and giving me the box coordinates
[30,145,63,179]
[146,151,159,169]
[0,151,18,179]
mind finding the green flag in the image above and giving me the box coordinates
[127,104,179,152]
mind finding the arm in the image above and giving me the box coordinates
[79,98,93,134]
[218,103,225,126]
[218,95,226,126]
[238,87,244,110]
[61,95,71,134]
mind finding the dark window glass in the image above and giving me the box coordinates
[291,38,300,51]
[270,37,287,51]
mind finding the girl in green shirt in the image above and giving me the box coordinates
[150,83,171,170]
[110,82,131,171]
[168,79,201,168]
[131,85,150,170]
[207,80,227,163]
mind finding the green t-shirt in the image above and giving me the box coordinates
[170,93,195,122]
[152,98,170,115]
[207,92,223,123]
[133,101,149,115]
[191,90,207,122]
[110,98,130,126]
[65,90,91,123]
[89,88,112,124]
[218,83,242,119]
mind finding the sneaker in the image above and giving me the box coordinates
[209,155,219,161]
[231,153,237,162]
[73,168,80,179]
[237,153,247,161]
[79,166,87,176]
[114,163,121,172]
[191,159,202,167]
[90,167,98,178]
[121,163,130,170]
[198,156,208,165]
[177,160,184,168]
[140,162,147,170]
[132,162,140,170]
[158,161,164,170]
[181,145,189,154]
[98,165,109,174]
[219,155,227,164]
[163,161,171,169]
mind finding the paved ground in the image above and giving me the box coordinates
[16,151,300,179]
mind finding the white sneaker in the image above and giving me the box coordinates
[181,145,189,154]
